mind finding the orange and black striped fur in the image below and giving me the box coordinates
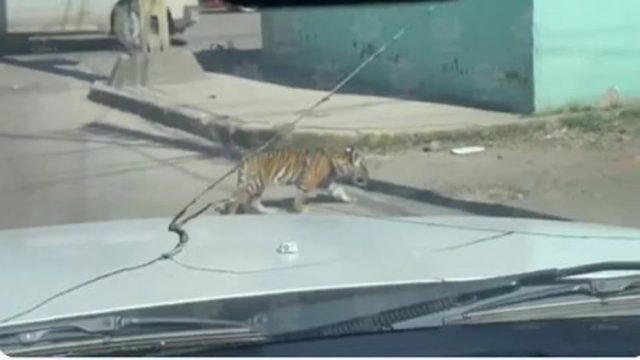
[224,146,369,214]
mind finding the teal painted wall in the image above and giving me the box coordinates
[261,0,535,113]
[533,0,640,111]
[261,0,640,114]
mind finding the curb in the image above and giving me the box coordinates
[89,81,558,153]
[87,81,424,151]
[88,79,640,154]
[89,81,237,144]
[88,81,313,149]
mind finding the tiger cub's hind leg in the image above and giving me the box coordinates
[224,189,249,215]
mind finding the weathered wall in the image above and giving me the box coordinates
[533,0,640,111]
[261,0,535,113]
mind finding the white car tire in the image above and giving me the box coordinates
[113,1,142,52]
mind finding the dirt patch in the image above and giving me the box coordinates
[275,106,640,155]
[413,107,640,153]
[369,137,640,228]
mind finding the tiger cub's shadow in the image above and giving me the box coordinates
[264,194,339,213]
[223,194,339,215]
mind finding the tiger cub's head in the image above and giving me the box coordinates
[333,146,369,187]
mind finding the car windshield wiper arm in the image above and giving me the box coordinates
[515,261,640,285]
[288,262,640,338]
[471,260,640,310]
[455,262,640,318]
[0,315,251,347]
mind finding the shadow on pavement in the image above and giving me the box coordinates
[0,36,123,56]
[192,47,518,112]
[263,195,340,210]
[0,130,172,148]
[10,154,208,194]
[82,122,243,161]
[0,37,123,83]
[258,179,569,220]
[365,179,570,221]
[210,177,569,221]
[226,195,340,214]
[193,47,416,99]
[0,128,214,188]
[0,56,107,83]
[84,119,568,220]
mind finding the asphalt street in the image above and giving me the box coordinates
[0,12,468,230]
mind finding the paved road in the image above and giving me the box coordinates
[0,12,473,230]
[0,64,461,230]
[0,63,236,230]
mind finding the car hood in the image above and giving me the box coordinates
[2,214,640,326]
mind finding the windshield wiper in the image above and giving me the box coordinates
[0,315,255,353]
[460,273,640,315]
[277,262,640,338]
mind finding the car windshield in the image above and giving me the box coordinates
[1,0,640,355]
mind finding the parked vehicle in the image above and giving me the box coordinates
[200,0,226,10]
[201,0,256,12]
[0,0,200,38]
[2,215,640,356]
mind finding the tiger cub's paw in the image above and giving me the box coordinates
[259,207,280,214]
[296,206,310,214]
[330,186,352,203]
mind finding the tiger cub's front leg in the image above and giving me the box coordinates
[293,178,322,213]
[224,189,249,215]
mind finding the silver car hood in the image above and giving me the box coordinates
[2,214,640,326]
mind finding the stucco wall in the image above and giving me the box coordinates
[533,0,640,111]
[261,0,640,114]
[261,0,535,113]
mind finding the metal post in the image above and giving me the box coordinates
[103,0,205,89]
[138,0,171,53]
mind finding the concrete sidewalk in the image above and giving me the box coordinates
[89,72,522,150]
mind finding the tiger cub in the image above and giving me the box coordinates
[224,146,369,214]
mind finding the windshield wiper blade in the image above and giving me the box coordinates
[453,264,640,319]
[288,262,640,338]
[516,261,640,284]
[0,315,251,347]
